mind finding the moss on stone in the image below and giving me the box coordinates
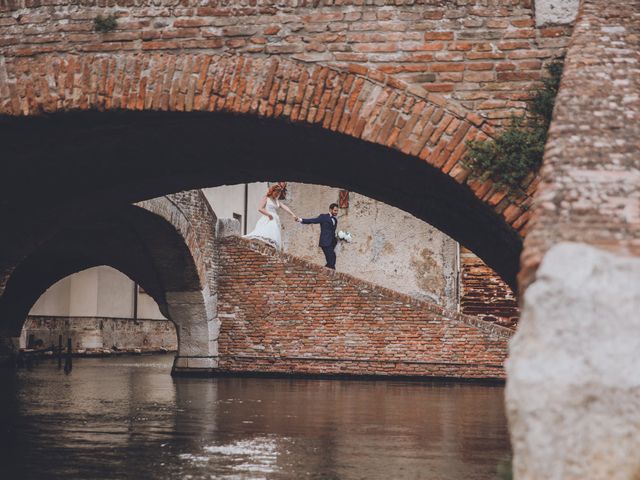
[94,14,117,33]
[464,61,564,195]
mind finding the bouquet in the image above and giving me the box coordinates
[337,230,353,243]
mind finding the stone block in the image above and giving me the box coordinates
[216,218,241,238]
[507,243,640,479]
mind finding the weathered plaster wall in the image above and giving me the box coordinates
[280,182,459,309]
[535,0,580,27]
[29,276,71,317]
[96,265,134,318]
[24,267,171,352]
[68,267,99,317]
[137,288,165,320]
[30,266,165,320]
[21,315,177,353]
[202,182,268,235]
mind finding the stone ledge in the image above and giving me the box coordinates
[217,354,506,380]
[172,354,219,372]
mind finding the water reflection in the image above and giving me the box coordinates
[0,356,510,479]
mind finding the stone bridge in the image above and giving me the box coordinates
[2,0,640,478]
[0,0,573,293]
[0,190,221,370]
[0,183,514,379]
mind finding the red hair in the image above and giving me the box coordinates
[266,184,283,198]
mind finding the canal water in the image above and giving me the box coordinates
[0,355,511,480]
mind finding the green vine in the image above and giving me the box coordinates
[464,60,564,195]
[94,14,118,33]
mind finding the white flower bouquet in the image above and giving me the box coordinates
[337,230,353,243]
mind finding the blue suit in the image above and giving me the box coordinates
[301,213,338,269]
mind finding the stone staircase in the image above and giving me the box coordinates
[214,236,513,380]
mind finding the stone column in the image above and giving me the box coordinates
[170,288,220,375]
[506,244,640,479]
[507,0,640,476]
[170,218,239,376]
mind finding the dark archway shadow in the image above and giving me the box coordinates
[0,111,521,289]
[0,204,201,340]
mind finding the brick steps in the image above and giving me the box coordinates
[239,237,513,339]
[215,236,513,380]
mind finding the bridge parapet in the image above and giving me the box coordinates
[213,235,512,379]
[0,0,577,291]
[0,0,572,123]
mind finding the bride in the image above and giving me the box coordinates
[244,182,297,250]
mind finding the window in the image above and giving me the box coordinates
[339,190,349,209]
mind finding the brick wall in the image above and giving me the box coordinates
[23,315,177,353]
[216,236,512,379]
[0,0,571,124]
[0,0,575,292]
[459,247,519,328]
[520,0,640,288]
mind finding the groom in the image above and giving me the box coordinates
[297,203,339,269]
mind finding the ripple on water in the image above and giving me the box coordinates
[1,355,510,480]
[179,437,280,476]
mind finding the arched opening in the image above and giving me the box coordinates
[23,266,176,354]
[0,200,216,372]
[0,73,521,480]
[1,180,515,381]
[205,180,517,325]
[0,111,522,292]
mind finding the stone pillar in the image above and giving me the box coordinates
[507,0,640,476]
[506,243,640,479]
[166,217,240,375]
[169,288,220,375]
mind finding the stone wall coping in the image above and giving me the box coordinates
[221,353,505,368]
[0,0,534,13]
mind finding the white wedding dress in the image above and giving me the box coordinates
[244,197,282,250]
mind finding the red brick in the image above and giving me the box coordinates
[424,31,454,41]
[423,83,454,92]
[430,63,465,72]
[216,237,512,379]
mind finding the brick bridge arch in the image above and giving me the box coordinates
[0,53,534,289]
[0,191,220,372]
[0,0,572,290]
[1,51,535,230]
